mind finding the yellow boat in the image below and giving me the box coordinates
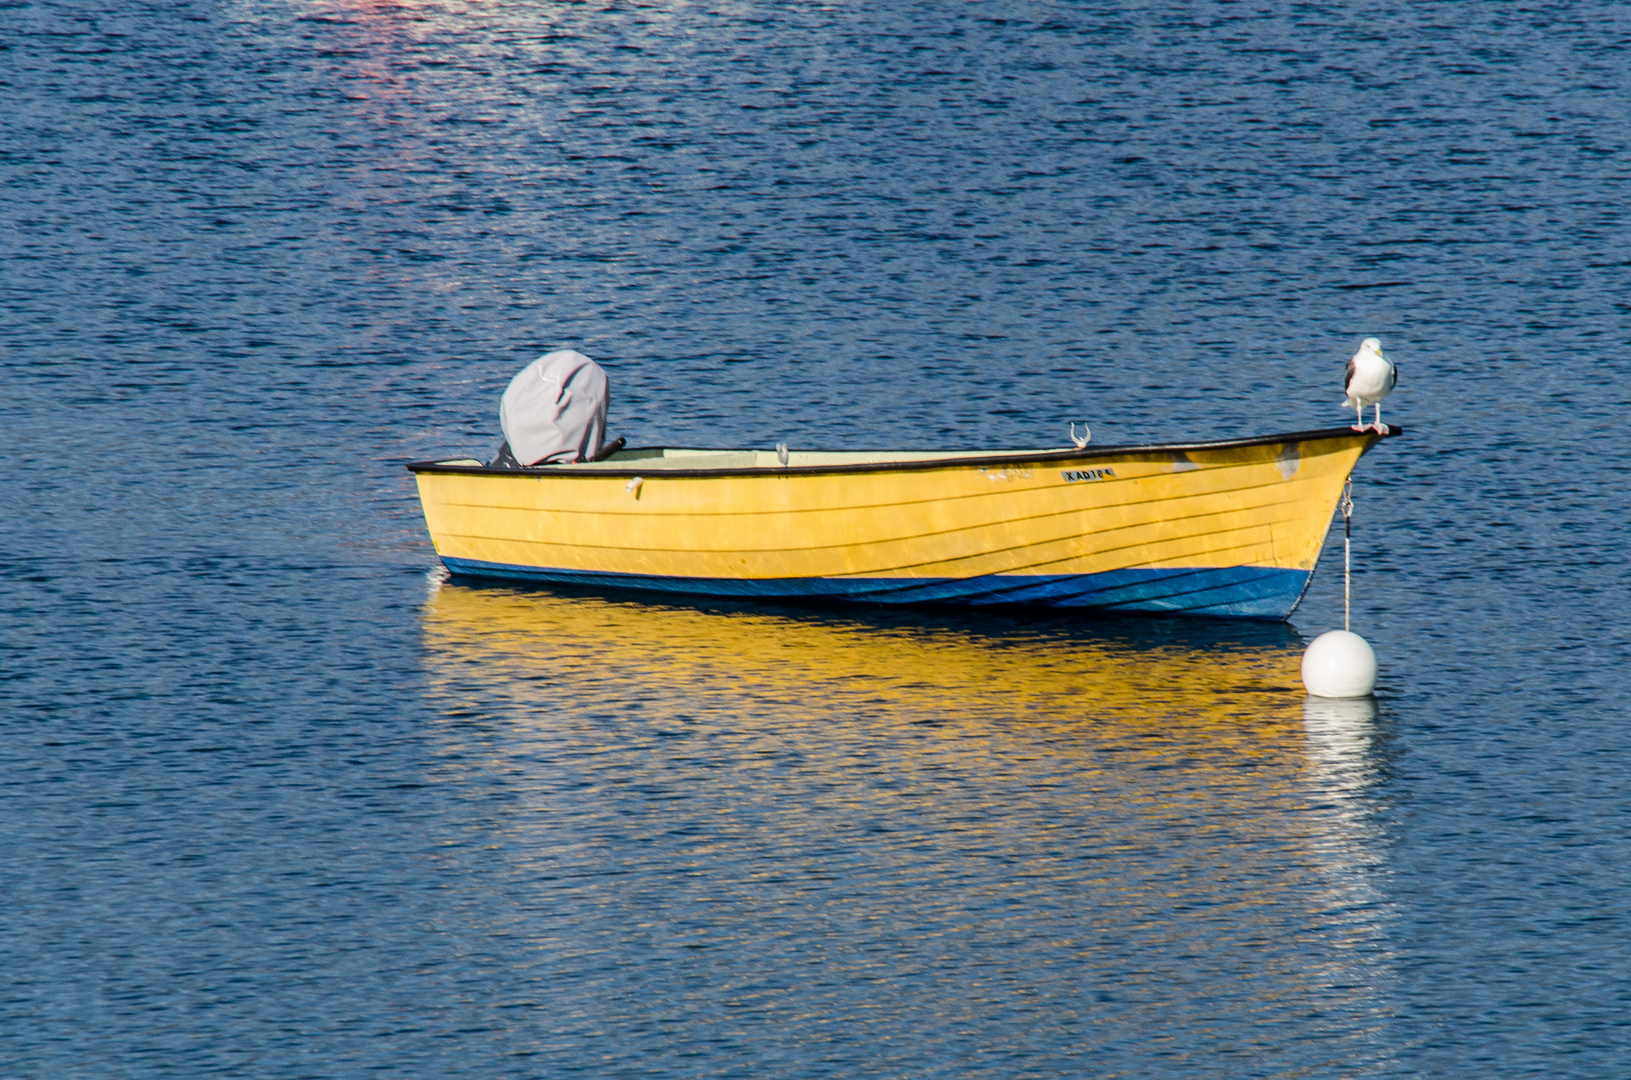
[408,425,1398,620]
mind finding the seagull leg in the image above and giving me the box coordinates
[1372,404,1384,433]
[1352,402,1366,432]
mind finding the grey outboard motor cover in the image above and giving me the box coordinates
[498,350,608,466]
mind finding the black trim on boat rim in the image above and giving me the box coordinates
[405,425,1401,479]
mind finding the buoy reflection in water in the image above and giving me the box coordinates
[1302,695,1396,1029]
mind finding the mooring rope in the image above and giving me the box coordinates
[1341,479,1355,633]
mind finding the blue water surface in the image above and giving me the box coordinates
[3,1,1628,1076]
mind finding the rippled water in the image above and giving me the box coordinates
[3,1,1628,1075]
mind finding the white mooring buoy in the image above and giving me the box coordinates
[1302,629,1377,698]
[1303,480,1378,699]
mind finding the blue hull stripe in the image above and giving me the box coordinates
[439,557,1312,621]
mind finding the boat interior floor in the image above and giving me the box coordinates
[548,446,1060,470]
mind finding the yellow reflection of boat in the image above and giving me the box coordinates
[409,426,1397,620]
[416,580,1395,1055]
[420,578,1312,740]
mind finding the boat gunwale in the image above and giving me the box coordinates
[405,425,1399,479]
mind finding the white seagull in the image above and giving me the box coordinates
[1343,337,1397,433]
